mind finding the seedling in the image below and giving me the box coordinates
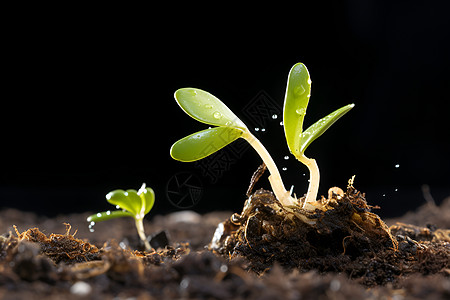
[170,62,353,209]
[283,63,354,206]
[87,183,155,251]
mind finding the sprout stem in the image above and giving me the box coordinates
[135,218,151,251]
[297,154,320,204]
[242,131,295,207]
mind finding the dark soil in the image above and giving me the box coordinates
[0,189,449,299]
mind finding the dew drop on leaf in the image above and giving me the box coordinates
[205,104,213,109]
[296,108,306,115]
[294,85,306,96]
[213,111,222,119]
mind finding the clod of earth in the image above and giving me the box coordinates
[13,223,100,264]
[209,185,449,286]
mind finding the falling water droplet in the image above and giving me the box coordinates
[213,112,222,119]
[382,194,386,197]
[284,156,289,160]
[89,221,95,233]
[255,128,260,131]
[282,167,287,171]
[272,114,278,119]
[394,188,398,192]
[261,128,266,132]
[395,164,400,168]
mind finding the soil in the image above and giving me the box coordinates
[0,188,449,299]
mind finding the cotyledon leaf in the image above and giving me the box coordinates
[139,186,155,215]
[283,63,312,157]
[106,189,140,217]
[175,88,247,130]
[170,126,243,162]
[299,103,355,153]
[87,210,133,222]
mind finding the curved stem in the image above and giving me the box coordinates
[297,154,320,204]
[135,218,151,251]
[242,131,295,207]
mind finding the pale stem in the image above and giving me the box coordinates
[242,131,295,207]
[135,218,151,251]
[297,154,320,204]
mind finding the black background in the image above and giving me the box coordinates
[2,1,449,219]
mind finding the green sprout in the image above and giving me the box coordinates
[87,183,155,251]
[170,62,353,209]
[283,63,354,206]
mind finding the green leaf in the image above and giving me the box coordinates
[174,88,247,130]
[87,210,133,223]
[300,103,355,153]
[106,189,140,217]
[283,63,312,157]
[170,126,243,162]
[138,185,155,215]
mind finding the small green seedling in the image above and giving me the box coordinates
[87,183,155,251]
[283,63,354,206]
[170,62,353,210]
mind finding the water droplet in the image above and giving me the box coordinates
[307,78,312,85]
[395,164,400,168]
[272,114,278,119]
[296,108,306,115]
[213,111,222,119]
[106,210,111,215]
[302,173,306,176]
[394,188,398,192]
[282,167,287,171]
[284,156,289,160]
[261,128,266,132]
[279,121,284,126]
[255,128,260,131]
[294,85,306,96]
[116,205,120,209]
[382,194,386,197]
[205,104,213,109]
[96,213,102,218]
[89,221,95,233]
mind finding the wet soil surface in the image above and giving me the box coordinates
[0,190,449,299]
